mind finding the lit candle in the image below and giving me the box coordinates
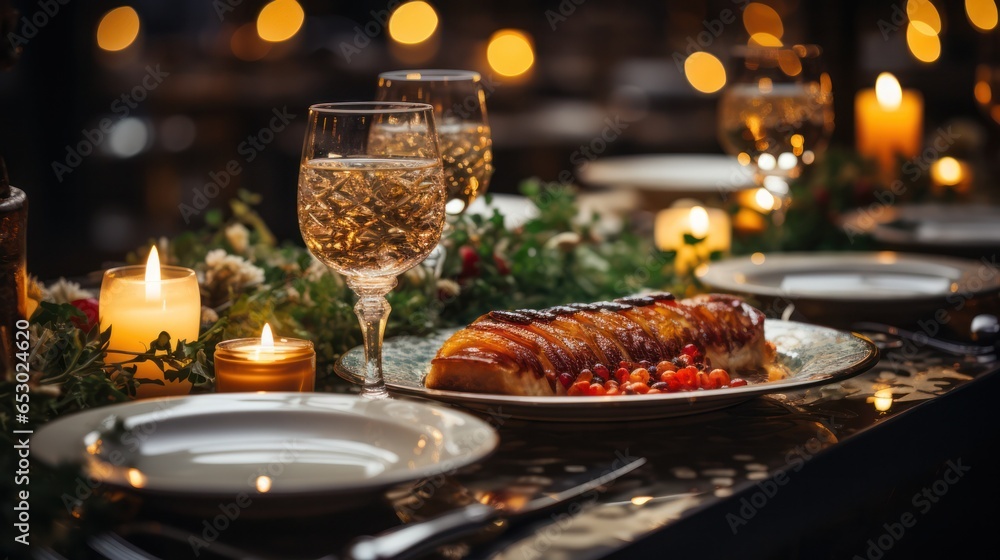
[99,247,201,398]
[214,323,316,392]
[855,73,923,181]
[655,201,731,274]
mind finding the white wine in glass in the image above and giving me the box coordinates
[376,69,494,215]
[718,44,834,227]
[298,102,446,399]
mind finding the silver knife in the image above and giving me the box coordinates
[342,456,647,560]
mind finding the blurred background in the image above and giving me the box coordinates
[2,0,999,279]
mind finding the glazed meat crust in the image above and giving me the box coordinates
[425,293,769,396]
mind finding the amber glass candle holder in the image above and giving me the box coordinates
[214,337,316,392]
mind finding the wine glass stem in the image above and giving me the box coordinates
[348,278,397,400]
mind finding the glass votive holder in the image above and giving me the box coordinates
[214,337,316,392]
[100,263,201,398]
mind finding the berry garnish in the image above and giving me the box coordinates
[558,372,574,389]
[594,363,610,378]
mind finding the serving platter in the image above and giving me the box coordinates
[335,320,879,421]
[33,392,498,516]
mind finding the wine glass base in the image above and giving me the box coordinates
[360,385,390,400]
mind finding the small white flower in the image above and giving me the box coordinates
[436,279,461,299]
[201,306,219,324]
[204,249,265,291]
[225,223,251,254]
[304,257,329,282]
[41,278,96,304]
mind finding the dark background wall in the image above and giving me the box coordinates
[1,0,997,279]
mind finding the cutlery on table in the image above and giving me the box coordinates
[84,456,647,560]
[340,456,647,560]
[851,314,998,357]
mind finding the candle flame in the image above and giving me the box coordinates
[689,206,710,238]
[875,72,903,110]
[261,323,274,348]
[145,246,161,301]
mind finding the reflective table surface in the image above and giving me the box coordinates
[65,340,1000,560]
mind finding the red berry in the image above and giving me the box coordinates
[558,372,574,389]
[729,378,748,387]
[615,367,631,384]
[709,369,730,387]
[458,245,480,279]
[697,371,716,390]
[70,298,100,331]
[656,360,676,373]
[674,367,698,390]
[629,368,650,384]
[589,383,607,396]
[682,344,700,358]
[631,382,650,394]
[660,373,681,392]
[594,363,610,378]
[568,380,590,395]
[577,369,593,384]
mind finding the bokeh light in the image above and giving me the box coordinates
[931,157,963,185]
[487,30,535,77]
[388,1,439,45]
[966,0,999,30]
[97,6,140,52]
[748,32,783,47]
[683,51,726,94]
[907,0,942,35]
[743,3,784,38]
[906,23,941,62]
[256,0,305,43]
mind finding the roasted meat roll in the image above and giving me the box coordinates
[425,293,772,396]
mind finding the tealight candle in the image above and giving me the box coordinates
[100,247,201,398]
[655,200,731,274]
[214,323,316,392]
[855,72,923,181]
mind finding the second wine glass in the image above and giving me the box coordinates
[717,44,834,230]
[376,69,494,215]
[297,102,446,399]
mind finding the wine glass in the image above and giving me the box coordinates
[375,69,494,216]
[297,102,446,399]
[717,44,834,230]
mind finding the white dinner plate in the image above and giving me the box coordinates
[698,252,998,301]
[842,203,1000,248]
[334,320,878,421]
[33,392,498,516]
[576,154,756,194]
[697,251,1000,328]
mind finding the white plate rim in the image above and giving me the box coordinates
[576,153,757,192]
[697,251,1000,302]
[32,392,499,499]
